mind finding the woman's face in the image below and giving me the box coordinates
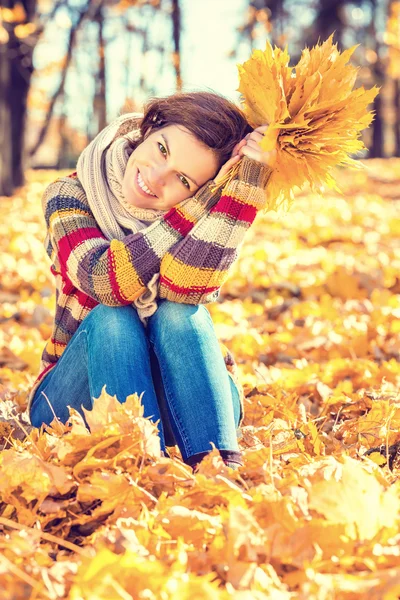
[122,124,219,211]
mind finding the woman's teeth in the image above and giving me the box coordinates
[137,171,156,197]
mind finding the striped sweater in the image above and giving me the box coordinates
[27,155,272,426]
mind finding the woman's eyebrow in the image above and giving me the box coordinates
[160,133,199,187]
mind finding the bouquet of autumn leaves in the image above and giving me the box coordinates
[229,33,379,211]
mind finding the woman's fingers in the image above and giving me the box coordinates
[247,130,265,144]
[254,124,269,133]
[238,139,265,155]
[215,154,241,182]
[244,138,264,151]
[217,124,272,181]
[239,145,259,160]
[230,125,269,160]
[227,154,241,166]
[231,138,247,158]
[240,144,277,168]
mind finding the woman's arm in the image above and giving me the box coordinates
[158,156,272,304]
[44,175,222,306]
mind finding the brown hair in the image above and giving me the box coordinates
[118,91,253,170]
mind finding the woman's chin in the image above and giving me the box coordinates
[126,195,146,208]
[122,184,153,209]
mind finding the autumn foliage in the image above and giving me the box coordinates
[237,35,379,210]
[0,157,399,598]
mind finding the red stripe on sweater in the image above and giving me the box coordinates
[211,194,257,223]
[164,209,194,237]
[57,227,127,304]
[36,362,56,382]
[75,288,98,309]
[159,276,219,296]
[57,227,107,265]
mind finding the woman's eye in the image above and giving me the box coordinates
[158,142,167,157]
[179,175,190,189]
[157,142,190,189]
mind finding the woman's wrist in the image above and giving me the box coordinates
[162,180,219,238]
[238,155,273,189]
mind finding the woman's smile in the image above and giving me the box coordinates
[135,168,157,198]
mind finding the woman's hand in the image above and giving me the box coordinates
[214,124,276,184]
[214,149,242,184]
[237,125,277,167]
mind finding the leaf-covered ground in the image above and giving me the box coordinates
[0,161,400,599]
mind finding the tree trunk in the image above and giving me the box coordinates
[308,0,346,48]
[171,0,182,91]
[56,91,69,169]
[369,0,385,157]
[394,79,400,157]
[93,4,107,134]
[370,88,384,157]
[0,34,13,196]
[0,0,37,197]
[270,0,284,46]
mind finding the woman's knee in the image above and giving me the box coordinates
[82,303,143,341]
[148,300,212,343]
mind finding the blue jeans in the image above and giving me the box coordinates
[29,300,243,469]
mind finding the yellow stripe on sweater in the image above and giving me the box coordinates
[48,207,90,229]
[109,239,146,301]
[160,253,227,288]
[175,204,201,224]
[45,338,67,358]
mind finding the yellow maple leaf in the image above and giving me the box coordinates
[0,449,75,525]
[307,456,399,541]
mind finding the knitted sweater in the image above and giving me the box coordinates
[27,153,272,427]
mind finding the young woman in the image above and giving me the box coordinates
[27,91,274,472]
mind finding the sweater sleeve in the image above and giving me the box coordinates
[158,156,272,304]
[43,175,222,306]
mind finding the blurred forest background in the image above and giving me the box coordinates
[0,0,399,197]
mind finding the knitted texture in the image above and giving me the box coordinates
[158,156,272,303]
[76,112,169,324]
[77,111,166,239]
[27,155,272,428]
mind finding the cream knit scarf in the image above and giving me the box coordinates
[76,112,167,325]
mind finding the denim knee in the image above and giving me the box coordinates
[149,301,211,343]
[82,303,143,341]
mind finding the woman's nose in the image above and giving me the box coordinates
[149,164,167,188]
